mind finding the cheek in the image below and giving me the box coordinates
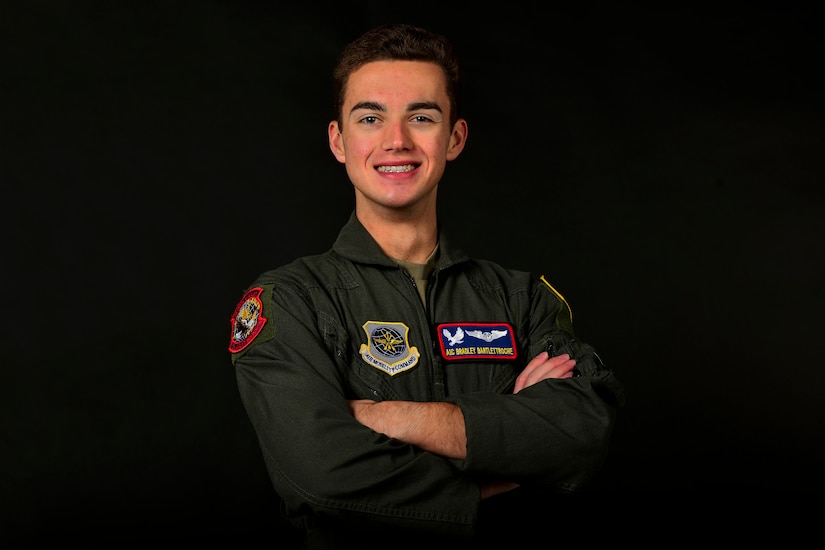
[424,139,451,161]
[343,137,376,163]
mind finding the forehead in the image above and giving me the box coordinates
[344,60,448,106]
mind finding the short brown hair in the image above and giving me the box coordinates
[331,24,462,129]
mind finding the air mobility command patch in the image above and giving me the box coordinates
[228,287,268,353]
[359,321,420,376]
[437,322,518,361]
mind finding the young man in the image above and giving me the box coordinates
[229,23,624,548]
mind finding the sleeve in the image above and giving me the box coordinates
[448,276,625,492]
[229,279,480,536]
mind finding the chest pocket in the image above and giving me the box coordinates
[441,360,519,395]
[328,317,439,401]
[437,322,521,395]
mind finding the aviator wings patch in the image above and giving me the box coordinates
[437,322,517,361]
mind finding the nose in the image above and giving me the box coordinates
[382,121,412,151]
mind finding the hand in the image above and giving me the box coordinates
[513,351,576,394]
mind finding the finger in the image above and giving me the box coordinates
[525,351,550,369]
[515,352,563,392]
[514,352,549,393]
[526,354,573,379]
[514,355,576,393]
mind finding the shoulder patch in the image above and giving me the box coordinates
[437,322,518,361]
[228,287,268,353]
[359,321,420,376]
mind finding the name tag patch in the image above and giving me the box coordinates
[437,322,517,361]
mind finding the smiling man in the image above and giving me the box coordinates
[328,59,464,260]
[229,23,625,549]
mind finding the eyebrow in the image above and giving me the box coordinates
[408,101,442,113]
[350,101,443,114]
[351,101,384,114]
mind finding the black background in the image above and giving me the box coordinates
[3,1,823,546]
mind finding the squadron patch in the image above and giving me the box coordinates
[437,322,518,361]
[228,287,267,353]
[359,321,420,376]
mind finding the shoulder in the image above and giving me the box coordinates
[228,251,351,355]
[456,258,571,315]
[458,258,536,290]
[248,249,353,290]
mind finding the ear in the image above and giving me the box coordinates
[328,120,346,163]
[446,118,468,161]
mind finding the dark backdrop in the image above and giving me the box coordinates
[3,1,823,546]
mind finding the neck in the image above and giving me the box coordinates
[356,208,438,264]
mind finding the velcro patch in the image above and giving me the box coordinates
[359,321,420,376]
[228,287,267,353]
[437,322,518,361]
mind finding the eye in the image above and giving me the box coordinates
[359,115,380,125]
[411,114,434,123]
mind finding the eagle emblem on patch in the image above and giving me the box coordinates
[359,321,420,376]
[228,287,267,353]
[437,322,518,361]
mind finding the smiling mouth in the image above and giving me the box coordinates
[376,164,417,173]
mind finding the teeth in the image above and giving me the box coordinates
[377,164,415,173]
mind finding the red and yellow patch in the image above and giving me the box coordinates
[228,287,267,353]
